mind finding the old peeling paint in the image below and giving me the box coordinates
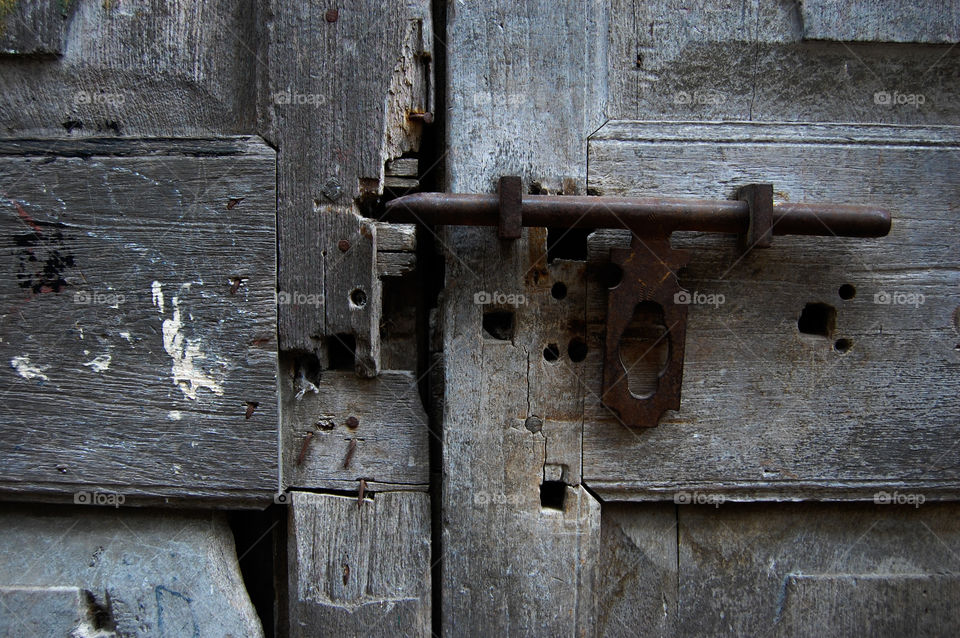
[9,355,48,381]
[82,353,111,373]
[152,281,224,401]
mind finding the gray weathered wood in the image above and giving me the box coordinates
[266,0,432,355]
[677,503,960,636]
[606,0,960,124]
[583,121,960,501]
[595,504,677,638]
[0,137,277,506]
[285,491,431,638]
[800,0,960,43]
[442,1,607,633]
[0,0,74,56]
[0,1,258,136]
[281,370,429,492]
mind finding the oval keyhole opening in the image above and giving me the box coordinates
[618,301,670,399]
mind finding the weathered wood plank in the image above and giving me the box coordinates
[285,491,431,638]
[0,137,278,505]
[800,0,960,43]
[584,121,960,501]
[606,0,960,123]
[281,370,429,491]
[0,0,74,56]
[442,1,607,632]
[596,504,678,638]
[677,503,960,637]
[0,0,258,136]
[267,0,432,354]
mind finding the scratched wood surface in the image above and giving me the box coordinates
[605,0,960,123]
[265,0,432,357]
[441,0,606,634]
[582,121,960,501]
[283,491,431,638]
[0,0,258,136]
[0,137,277,506]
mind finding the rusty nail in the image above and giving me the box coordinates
[227,197,244,210]
[245,401,258,419]
[345,416,359,429]
[407,111,434,124]
[296,432,314,466]
[325,8,339,22]
[230,278,242,295]
[343,437,357,468]
[338,239,351,252]
[358,478,367,508]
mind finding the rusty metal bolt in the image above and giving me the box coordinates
[345,416,359,429]
[338,239,351,252]
[524,416,543,433]
[325,8,339,22]
[407,111,434,124]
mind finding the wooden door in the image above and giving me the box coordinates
[1,1,959,636]
[440,2,960,636]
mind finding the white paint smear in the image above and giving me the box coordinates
[10,356,49,382]
[153,282,225,400]
[151,281,165,312]
[82,354,111,373]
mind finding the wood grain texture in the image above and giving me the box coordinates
[0,137,278,505]
[595,504,678,638]
[266,0,432,353]
[0,0,258,136]
[606,0,960,123]
[281,370,429,491]
[583,121,960,501]
[286,491,431,638]
[677,503,960,636]
[442,1,608,633]
[0,0,74,56]
[800,0,960,43]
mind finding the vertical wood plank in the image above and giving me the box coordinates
[267,0,432,356]
[286,491,432,638]
[442,3,607,632]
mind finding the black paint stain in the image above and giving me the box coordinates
[15,230,76,294]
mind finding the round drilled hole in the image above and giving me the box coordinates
[568,338,588,362]
[838,284,856,300]
[543,343,560,362]
[551,282,567,300]
[602,263,623,288]
[834,338,852,353]
[349,288,367,308]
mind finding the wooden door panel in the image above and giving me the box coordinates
[0,137,277,506]
[596,503,960,637]
[583,121,960,501]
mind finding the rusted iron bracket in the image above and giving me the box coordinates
[384,176,891,428]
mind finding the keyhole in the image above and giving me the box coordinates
[618,301,669,399]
